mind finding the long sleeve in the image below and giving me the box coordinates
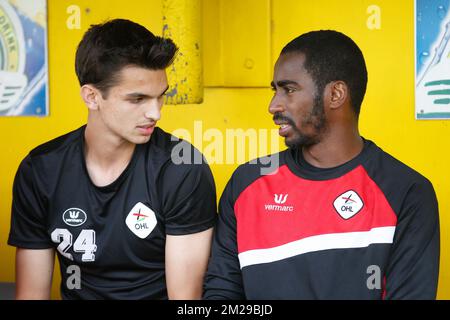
[203,179,246,300]
[384,178,440,299]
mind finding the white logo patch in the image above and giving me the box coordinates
[264,193,294,212]
[125,202,157,239]
[274,194,288,204]
[62,208,87,226]
[333,190,364,219]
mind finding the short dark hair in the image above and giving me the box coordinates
[75,19,178,97]
[281,30,367,116]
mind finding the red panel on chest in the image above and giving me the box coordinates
[234,165,397,253]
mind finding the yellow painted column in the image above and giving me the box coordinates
[203,0,271,87]
[162,0,203,104]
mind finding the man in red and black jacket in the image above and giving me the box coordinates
[203,30,440,300]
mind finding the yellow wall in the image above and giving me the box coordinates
[0,0,449,299]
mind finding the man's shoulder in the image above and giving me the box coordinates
[151,126,209,168]
[150,126,180,151]
[150,127,215,187]
[366,140,430,185]
[363,140,435,215]
[15,126,84,187]
[28,126,84,159]
[151,127,199,155]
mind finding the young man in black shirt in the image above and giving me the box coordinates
[9,19,217,299]
[204,30,440,299]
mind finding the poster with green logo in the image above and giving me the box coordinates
[0,0,48,116]
[416,0,450,119]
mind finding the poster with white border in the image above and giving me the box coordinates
[0,0,48,116]
[415,0,450,119]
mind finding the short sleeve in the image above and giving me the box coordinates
[160,149,217,235]
[8,155,53,249]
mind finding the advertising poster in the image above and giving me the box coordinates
[0,0,48,116]
[416,0,450,119]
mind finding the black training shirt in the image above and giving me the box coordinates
[9,125,217,299]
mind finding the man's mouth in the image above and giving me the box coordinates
[137,124,155,136]
[274,117,293,137]
[277,123,291,136]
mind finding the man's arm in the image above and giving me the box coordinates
[15,248,55,300]
[9,157,56,299]
[165,228,213,299]
[160,145,217,299]
[384,178,440,299]
[203,179,246,300]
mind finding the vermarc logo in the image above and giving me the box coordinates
[274,194,288,204]
[62,208,87,227]
[264,194,294,212]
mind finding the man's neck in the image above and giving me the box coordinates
[301,127,363,169]
[84,123,136,187]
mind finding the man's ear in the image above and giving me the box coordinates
[80,84,101,111]
[327,81,348,110]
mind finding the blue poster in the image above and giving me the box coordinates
[416,0,450,119]
[0,0,48,116]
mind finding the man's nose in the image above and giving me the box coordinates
[144,99,162,122]
[269,93,285,115]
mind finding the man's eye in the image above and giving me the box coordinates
[131,98,143,104]
[285,87,296,94]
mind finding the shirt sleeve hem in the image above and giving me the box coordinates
[165,216,216,236]
[8,236,54,249]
